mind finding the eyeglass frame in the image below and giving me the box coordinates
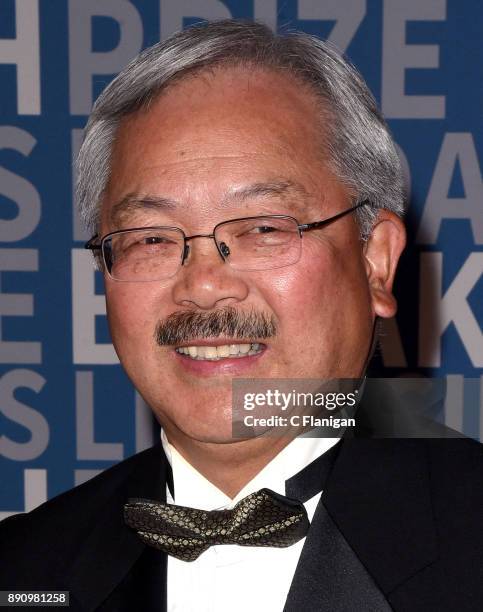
[85,199,371,280]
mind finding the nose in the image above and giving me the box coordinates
[171,236,249,310]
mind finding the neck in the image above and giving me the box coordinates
[164,432,295,498]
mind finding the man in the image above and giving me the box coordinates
[1,19,482,612]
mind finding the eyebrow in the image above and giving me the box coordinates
[226,180,312,205]
[109,180,315,226]
[109,194,178,226]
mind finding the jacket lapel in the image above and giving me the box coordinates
[285,438,439,610]
[284,497,392,611]
[63,443,169,612]
[323,439,439,593]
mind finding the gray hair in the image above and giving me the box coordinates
[76,19,404,238]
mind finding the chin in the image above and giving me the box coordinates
[177,426,239,445]
[158,404,236,443]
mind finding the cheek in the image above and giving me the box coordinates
[263,242,371,335]
[105,282,160,349]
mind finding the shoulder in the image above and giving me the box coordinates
[398,438,483,606]
[0,444,165,588]
[1,443,163,534]
[329,436,483,549]
[326,438,483,606]
[424,437,483,527]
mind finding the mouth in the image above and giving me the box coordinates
[175,342,264,361]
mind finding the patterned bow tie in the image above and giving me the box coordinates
[124,488,309,562]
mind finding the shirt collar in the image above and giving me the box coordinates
[161,430,339,510]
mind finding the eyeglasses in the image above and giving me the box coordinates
[85,200,370,282]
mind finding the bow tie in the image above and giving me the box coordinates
[124,488,309,562]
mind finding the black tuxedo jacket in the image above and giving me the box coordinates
[1,435,483,611]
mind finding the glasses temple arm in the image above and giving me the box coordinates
[85,235,101,250]
[298,199,371,232]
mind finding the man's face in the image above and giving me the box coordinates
[101,67,404,446]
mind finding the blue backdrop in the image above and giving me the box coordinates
[0,0,482,518]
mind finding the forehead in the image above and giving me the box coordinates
[102,66,345,227]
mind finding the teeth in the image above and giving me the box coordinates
[205,346,217,359]
[175,343,263,360]
[217,345,230,357]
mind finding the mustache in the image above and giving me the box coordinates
[155,307,277,346]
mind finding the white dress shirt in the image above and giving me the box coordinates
[161,432,340,612]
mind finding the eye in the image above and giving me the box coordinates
[233,221,294,247]
[110,230,181,262]
[251,225,278,234]
[235,223,285,238]
[122,234,172,250]
[142,235,173,245]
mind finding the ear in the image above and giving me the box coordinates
[363,210,406,319]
